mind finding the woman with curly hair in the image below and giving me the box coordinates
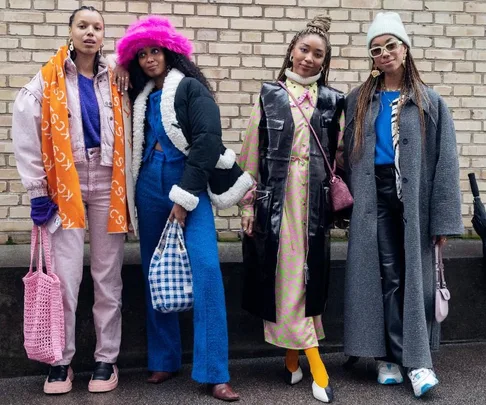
[239,15,344,403]
[116,16,252,402]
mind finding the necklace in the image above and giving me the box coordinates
[381,77,402,106]
[381,90,400,107]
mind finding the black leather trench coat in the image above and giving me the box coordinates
[242,82,344,322]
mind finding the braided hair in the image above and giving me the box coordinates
[277,15,332,86]
[127,48,214,103]
[68,6,104,76]
[351,49,428,162]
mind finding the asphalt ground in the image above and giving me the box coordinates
[0,342,485,405]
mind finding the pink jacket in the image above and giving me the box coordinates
[12,56,117,199]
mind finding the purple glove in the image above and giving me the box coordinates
[30,197,58,226]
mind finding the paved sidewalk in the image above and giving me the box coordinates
[1,342,485,405]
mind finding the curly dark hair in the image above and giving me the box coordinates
[277,15,332,86]
[127,48,213,103]
[68,6,104,76]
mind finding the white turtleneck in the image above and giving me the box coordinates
[285,68,321,86]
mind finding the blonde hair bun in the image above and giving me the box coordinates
[307,15,331,33]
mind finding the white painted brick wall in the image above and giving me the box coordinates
[0,0,484,242]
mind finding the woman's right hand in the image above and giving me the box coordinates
[112,64,131,94]
[241,216,255,237]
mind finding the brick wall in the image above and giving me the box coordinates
[0,0,485,243]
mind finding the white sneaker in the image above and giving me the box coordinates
[407,368,439,397]
[376,361,403,385]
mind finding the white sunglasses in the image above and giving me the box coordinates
[369,40,403,58]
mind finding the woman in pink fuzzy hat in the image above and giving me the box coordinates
[116,16,251,402]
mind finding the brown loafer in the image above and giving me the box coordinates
[211,383,240,402]
[147,371,175,384]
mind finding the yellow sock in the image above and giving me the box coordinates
[285,349,299,373]
[304,347,329,388]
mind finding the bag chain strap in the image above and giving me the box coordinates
[278,81,336,180]
[436,243,447,288]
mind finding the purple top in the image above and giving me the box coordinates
[78,74,101,149]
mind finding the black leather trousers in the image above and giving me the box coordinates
[375,165,405,365]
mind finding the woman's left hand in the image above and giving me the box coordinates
[433,235,447,247]
[169,204,188,228]
[112,64,131,94]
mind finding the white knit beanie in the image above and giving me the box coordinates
[367,12,411,49]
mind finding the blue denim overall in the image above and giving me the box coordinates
[135,90,229,383]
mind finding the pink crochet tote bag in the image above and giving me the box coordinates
[23,225,65,364]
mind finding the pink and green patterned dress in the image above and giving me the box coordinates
[239,78,325,349]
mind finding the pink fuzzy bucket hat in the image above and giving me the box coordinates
[116,16,193,68]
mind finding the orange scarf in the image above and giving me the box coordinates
[40,45,127,233]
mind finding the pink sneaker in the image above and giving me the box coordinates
[43,365,74,394]
[88,362,118,393]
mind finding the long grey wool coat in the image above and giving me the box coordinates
[342,85,463,369]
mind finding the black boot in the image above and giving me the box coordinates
[44,365,73,394]
[88,362,118,393]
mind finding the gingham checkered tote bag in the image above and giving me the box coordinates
[23,225,65,364]
[149,219,193,313]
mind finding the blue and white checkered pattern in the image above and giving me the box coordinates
[148,220,193,313]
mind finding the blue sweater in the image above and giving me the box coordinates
[375,90,400,165]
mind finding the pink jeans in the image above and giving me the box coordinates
[49,148,125,365]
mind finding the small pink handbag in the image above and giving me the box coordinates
[278,81,354,212]
[23,225,65,364]
[435,243,450,323]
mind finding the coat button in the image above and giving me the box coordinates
[403,178,408,183]
[109,116,113,121]
[402,138,408,145]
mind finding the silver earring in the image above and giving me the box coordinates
[402,54,407,67]
[289,55,294,62]
[68,39,74,52]
[99,43,104,57]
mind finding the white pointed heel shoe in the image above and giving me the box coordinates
[312,381,334,403]
[283,364,303,385]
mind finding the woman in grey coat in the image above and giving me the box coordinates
[342,12,463,398]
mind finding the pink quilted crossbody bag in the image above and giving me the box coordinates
[278,81,353,212]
